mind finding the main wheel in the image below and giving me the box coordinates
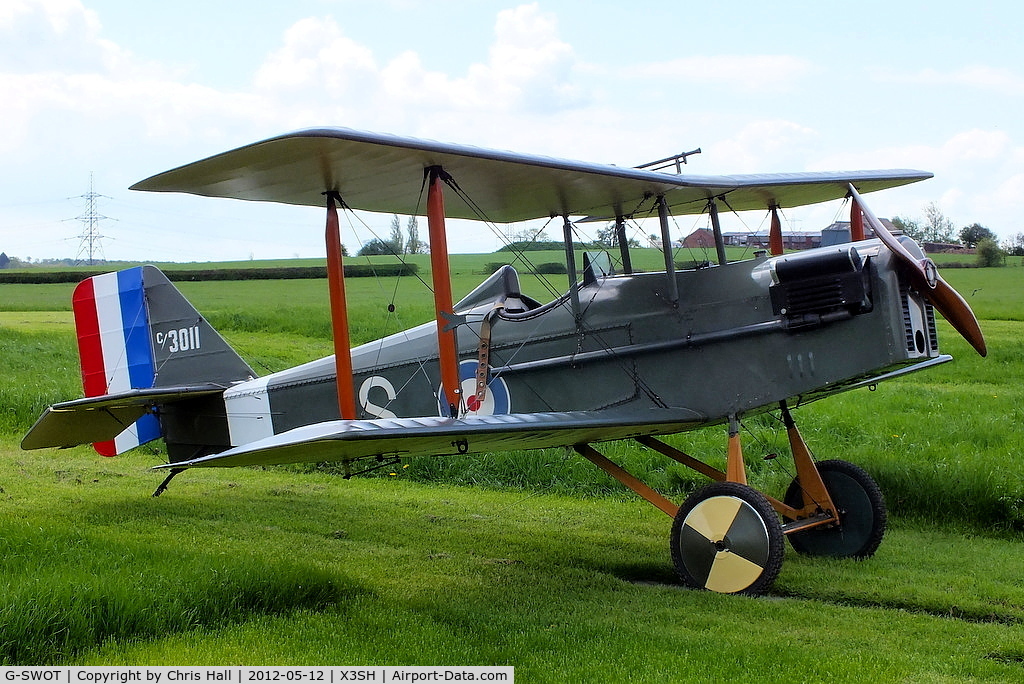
[670,481,785,595]
[783,459,886,558]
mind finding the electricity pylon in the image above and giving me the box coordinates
[73,174,113,265]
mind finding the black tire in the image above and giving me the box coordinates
[783,459,886,558]
[670,481,785,595]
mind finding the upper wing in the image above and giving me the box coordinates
[157,408,705,470]
[662,170,933,216]
[132,127,931,222]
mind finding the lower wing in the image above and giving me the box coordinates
[157,408,707,469]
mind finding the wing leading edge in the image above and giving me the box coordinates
[132,127,931,222]
[157,408,706,470]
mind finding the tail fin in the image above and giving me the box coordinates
[72,266,254,455]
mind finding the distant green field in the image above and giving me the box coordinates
[933,267,1024,320]
[5,251,1021,337]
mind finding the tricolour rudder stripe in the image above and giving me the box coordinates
[72,267,160,457]
[117,267,157,392]
[118,267,161,453]
[72,276,106,398]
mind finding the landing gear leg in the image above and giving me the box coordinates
[778,401,887,558]
[784,459,887,558]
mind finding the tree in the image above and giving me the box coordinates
[406,216,424,254]
[922,202,958,243]
[589,223,640,250]
[893,205,961,244]
[593,223,618,248]
[976,238,1007,267]
[1003,232,1024,257]
[959,223,996,249]
[510,226,550,243]
[357,238,393,256]
[388,214,405,255]
[891,215,925,242]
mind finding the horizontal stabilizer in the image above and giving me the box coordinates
[156,407,706,470]
[21,385,226,450]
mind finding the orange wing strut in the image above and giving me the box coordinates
[426,167,461,417]
[768,205,784,256]
[325,192,357,420]
[725,415,747,485]
[850,197,865,241]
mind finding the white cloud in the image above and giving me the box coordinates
[613,54,817,93]
[0,0,95,32]
[0,0,276,161]
[814,128,1015,174]
[0,2,599,259]
[249,3,583,131]
[0,0,137,74]
[875,65,1024,95]
[707,119,819,172]
[4,2,1022,260]
[481,3,580,110]
[253,17,378,95]
[0,71,270,162]
[991,174,1024,213]
[941,128,1012,162]
[812,128,1024,237]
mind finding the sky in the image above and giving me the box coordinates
[2,0,1022,263]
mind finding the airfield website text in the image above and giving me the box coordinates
[0,669,512,684]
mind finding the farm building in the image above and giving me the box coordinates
[820,219,899,246]
[680,217,905,252]
[741,231,820,250]
[680,228,717,249]
[680,229,820,250]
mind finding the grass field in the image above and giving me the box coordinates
[1,255,1023,679]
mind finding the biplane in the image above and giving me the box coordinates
[22,127,987,595]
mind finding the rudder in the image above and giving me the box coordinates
[72,266,254,456]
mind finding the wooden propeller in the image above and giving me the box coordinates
[847,184,986,357]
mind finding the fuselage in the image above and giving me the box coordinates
[201,238,938,455]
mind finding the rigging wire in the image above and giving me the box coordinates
[336,192,449,402]
[833,196,851,225]
[428,171,674,411]
[672,207,714,268]
[438,175,566,302]
[717,195,764,261]
[573,193,661,276]
[333,200,445,416]
[555,219,671,408]
[320,167,745,418]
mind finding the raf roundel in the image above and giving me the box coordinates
[438,360,511,417]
